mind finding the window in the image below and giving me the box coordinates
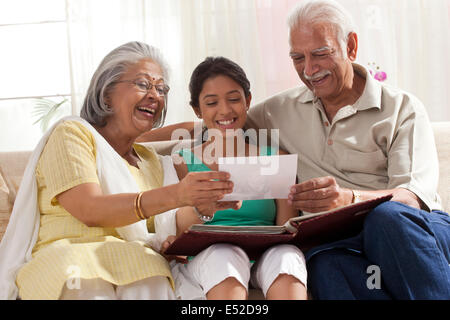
[0,0,72,151]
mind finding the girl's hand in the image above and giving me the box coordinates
[160,235,188,264]
[195,200,242,218]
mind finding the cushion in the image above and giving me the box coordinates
[432,122,450,212]
[0,170,10,241]
[0,169,9,213]
[0,211,10,241]
[0,151,31,203]
[0,151,32,241]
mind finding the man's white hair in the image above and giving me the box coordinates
[287,0,356,55]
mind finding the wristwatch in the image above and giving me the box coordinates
[351,190,362,204]
[193,206,213,223]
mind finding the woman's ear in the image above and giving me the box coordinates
[103,93,112,107]
[192,106,202,119]
[245,93,252,111]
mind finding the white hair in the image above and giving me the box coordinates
[287,0,356,55]
[80,41,170,128]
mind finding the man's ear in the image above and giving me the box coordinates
[346,32,358,61]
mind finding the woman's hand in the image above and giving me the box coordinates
[175,201,243,236]
[160,235,188,264]
[176,171,233,208]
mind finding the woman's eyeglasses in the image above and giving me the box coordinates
[116,78,170,96]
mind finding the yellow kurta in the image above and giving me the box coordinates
[16,121,173,299]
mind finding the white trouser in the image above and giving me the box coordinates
[59,276,176,300]
[172,243,307,299]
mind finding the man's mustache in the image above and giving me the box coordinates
[303,70,331,81]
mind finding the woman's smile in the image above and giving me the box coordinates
[215,117,238,129]
[136,102,159,119]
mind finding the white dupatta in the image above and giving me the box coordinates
[0,116,178,299]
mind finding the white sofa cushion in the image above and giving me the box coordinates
[433,122,450,212]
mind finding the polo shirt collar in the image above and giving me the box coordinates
[352,63,382,111]
[297,63,382,111]
[298,86,315,104]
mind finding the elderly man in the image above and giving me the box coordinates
[245,0,449,300]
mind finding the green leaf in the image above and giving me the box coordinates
[32,98,68,132]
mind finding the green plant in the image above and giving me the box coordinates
[32,97,69,132]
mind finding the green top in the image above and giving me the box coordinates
[178,147,277,227]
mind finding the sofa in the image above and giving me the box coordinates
[0,122,449,299]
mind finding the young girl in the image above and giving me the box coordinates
[168,57,307,300]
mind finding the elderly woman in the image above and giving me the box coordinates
[0,41,233,300]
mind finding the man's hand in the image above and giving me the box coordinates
[288,177,424,213]
[288,176,353,213]
[390,188,423,209]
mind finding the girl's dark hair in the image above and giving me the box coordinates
[189,56,251,108]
